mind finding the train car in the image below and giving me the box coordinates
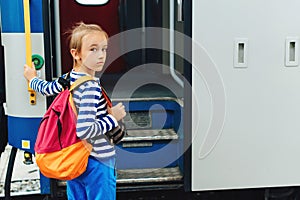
[1,0,300,199]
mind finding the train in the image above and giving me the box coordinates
[1,0,300,199]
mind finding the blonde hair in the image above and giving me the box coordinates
[66,22,108,67]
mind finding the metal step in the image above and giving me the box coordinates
[122,129,178,142]
[117,167,183,184]
[57,167,183,187]
[123,111,152,129]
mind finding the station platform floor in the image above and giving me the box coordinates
[0,145,40,197]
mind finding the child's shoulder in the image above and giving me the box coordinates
[81,79,99,87]
[76,78,100,92]
[70,71,99,87]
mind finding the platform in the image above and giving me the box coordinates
[0,145,40,197]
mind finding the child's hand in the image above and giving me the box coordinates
[23,63,37,81]
[108,102,126,121]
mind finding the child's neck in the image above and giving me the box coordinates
[76,65,95,77]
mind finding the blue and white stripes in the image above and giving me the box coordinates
[71,71,118,159]
[29,75,65,96]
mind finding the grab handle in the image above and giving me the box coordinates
[23,0,36,105]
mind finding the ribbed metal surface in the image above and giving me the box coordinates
[124,111,151,129]
[122,129,178,142]
[58,167,183,187]
[117,167,183,184]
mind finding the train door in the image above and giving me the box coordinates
[46,0,187,194]
[191,0,300,191]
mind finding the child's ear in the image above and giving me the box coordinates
[70,49,80,60]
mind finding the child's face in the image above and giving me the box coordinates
[78,31,108,75]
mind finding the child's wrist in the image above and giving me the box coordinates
[28,76,37,85]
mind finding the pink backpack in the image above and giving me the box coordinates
[35,76,93,180]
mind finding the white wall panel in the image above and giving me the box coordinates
[3,33,46,117]
[192,0,300,191]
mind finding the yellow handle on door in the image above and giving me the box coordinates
[23,0,36,105]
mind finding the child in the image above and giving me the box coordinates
[24,22,126,200]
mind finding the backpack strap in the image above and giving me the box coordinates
[69,76,94,92]
[58,72,71,89]
[68,76,95,115]
[101,86,112,108]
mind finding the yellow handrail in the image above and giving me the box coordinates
[23,0,36,105]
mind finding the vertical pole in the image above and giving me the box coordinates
[23,0,36,105]
[170,0,184,88]
[4,147,17,200]
[183,0,192,192]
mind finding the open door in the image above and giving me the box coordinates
[191,0,300,191]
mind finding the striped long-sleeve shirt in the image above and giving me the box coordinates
[29,75,65,96]
[30,70,118,160]
[70,71,118,159]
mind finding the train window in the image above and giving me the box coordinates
[75,0,109,5]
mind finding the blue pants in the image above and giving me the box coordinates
[66,156,116,200]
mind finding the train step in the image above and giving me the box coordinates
[122,128,178,142]
[57,166,183,187]
[117,166,183,184]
